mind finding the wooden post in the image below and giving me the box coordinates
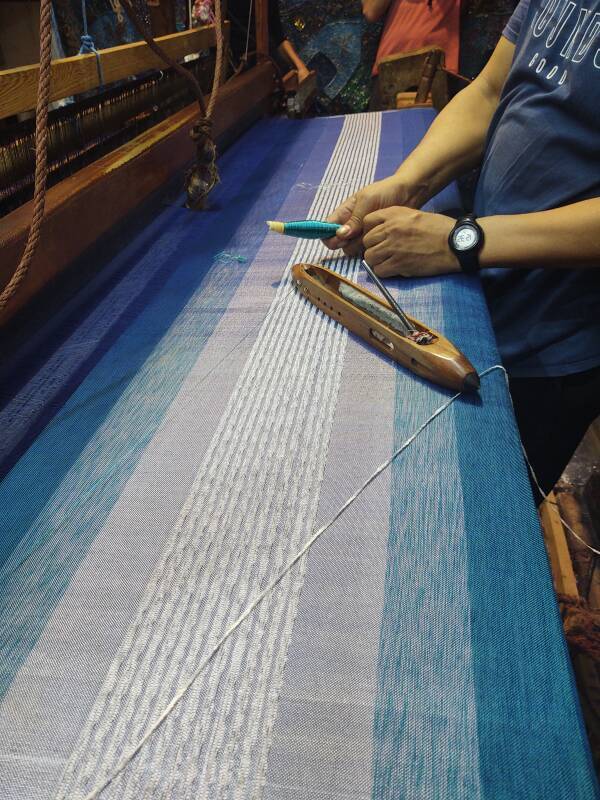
[255,0,269,59]
[539,491,579,599]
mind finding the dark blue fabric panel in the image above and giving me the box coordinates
[0,116,343,700]
[0,117,334,479]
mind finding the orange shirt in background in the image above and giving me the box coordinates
[373,0,461,74]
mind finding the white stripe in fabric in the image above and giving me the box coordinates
[55,112,383,800]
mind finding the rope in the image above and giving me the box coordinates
[120,0,210,117]
[119,0,224,207]
[78,0,105,86]
[0,0,53,314]
[206,0,224,119]
[80,364,505,800]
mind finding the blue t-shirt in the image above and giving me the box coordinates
[475,0,600,377]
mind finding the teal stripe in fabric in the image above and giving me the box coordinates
[372,283,480,800]
[372,110,598,799]
[0,116,343,702]
[444,291,599,798]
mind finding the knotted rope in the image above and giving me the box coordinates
[78,0,105,85]
[119,0,225,207]
[206,0,224,119]
[0,0,53,314]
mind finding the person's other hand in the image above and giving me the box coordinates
[322,176,414,257]
[363,207,461,277]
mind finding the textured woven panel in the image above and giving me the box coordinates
[0,109,597,800]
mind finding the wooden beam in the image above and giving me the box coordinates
[255,0,269,58]
[540,491,580,599]
[0,62,276,326]
[0,23,230,120]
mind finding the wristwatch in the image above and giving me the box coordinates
[448,214,484,274]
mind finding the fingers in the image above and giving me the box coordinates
[343,193,374,239]
[335,190,380,241]
[374,257,408,278]
[363,225,387,250]
[323,195,356,250]
[364,240,390,271]
[363,208,394,233]
[341,238,365,258]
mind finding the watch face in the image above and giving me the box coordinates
[453,224,479,251]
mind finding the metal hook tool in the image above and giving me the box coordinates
[360,259,413,334]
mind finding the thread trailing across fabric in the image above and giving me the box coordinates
[79,364,506,800]
[0,0,53,314]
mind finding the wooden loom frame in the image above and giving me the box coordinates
[0,2,276,327]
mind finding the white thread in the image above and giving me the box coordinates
[81,364,505,799]
[521,442,600,557]
[498,368,600,559]
[244,0,254,63]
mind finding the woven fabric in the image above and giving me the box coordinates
[0,110,597,800]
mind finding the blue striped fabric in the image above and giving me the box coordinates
[0,116,343,699]
[0,110,596,800]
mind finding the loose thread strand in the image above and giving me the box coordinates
[521,443,600,557]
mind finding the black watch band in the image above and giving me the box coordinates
[448,214,484,274]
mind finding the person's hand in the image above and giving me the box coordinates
[323,176,415,256]
[363,206,461,277]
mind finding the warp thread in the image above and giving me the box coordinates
[80,364,505,800]
[79,0,105,87]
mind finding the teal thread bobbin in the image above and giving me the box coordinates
[267,219,342,239]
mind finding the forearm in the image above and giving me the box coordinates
[362,0,393,23]
[278,40,307,73]
[395,84,496,206]
[393,38,515,207]
[480,199,600,269]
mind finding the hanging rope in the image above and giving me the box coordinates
[0,0,53,314]
[120,0,209,116]
[0,0,228,316]
[119,0,225,207]
[78,0,105,86]
[206,0,224,119]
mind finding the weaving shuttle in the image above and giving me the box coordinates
[292,262,479,392]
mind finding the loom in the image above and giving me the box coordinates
[0,1,317,326]
[0,5,597,799]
